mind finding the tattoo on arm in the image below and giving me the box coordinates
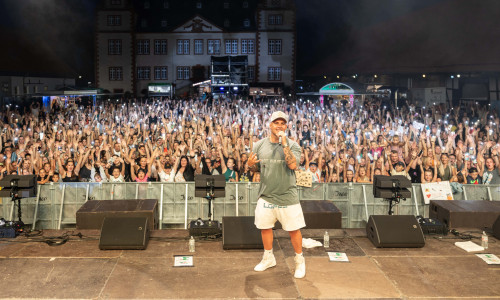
[283,146,296,167]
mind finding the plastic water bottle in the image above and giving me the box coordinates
[481,231,488,249]
[189,236,195,252]
[323,231,330,248]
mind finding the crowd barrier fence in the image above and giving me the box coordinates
[1,182,499,230]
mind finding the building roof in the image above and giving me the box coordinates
[132,0,258,32]
[306,0,500,76]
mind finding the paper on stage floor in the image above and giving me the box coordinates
[327,252,349,262]
[454,241,484,252]
[476,254,500,265]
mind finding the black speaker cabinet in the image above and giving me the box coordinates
[99,217,150,250]
[429,200,500,229]
[493,215,500,240]
[366,215,425,248]
[222,216,263,250]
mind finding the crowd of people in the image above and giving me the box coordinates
[1,96,499,191]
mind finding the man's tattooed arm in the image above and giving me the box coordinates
[283,146,297,170]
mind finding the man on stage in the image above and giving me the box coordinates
[247,111,306,279]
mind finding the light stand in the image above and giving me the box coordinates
[386,180,405,215]
[373,175,411,215]
[191,175,226,237]
[10,179,25,229]
[0,175,37,235]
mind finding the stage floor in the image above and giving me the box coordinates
[0,228,499,299]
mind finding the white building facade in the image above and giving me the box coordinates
[95,0,296,97]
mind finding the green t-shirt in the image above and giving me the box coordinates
[253,137,301,206]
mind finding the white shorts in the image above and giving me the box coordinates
[254,198,306,231]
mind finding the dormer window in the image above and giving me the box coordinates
[196,2,202,9]
[243,1,249,8]
[144,1,150,9]
[224,19,230,27]
[243,19,250,27]
[224,2,229,9]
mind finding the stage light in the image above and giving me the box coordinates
[233,87,238,91]
[422,74,426,78]
[450,75,454,78]
[457,74,461,78]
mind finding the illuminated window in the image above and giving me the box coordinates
[268,39,282,55]
[137,40,150,55]
[137,67,151,80]
[268,67,281,81]
[177,40,190,55]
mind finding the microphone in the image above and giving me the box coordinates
[279,136,282,146]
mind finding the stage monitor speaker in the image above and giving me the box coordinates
[99,217,149,250]
[493,215,500,240]
[222,216,263,250]
[366,215,425,248]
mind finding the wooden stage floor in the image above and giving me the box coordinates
[0,228,499,299]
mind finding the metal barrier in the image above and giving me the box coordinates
[1,182,499,230]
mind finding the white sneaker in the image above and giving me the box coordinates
[294,254,306,279]
[254,251,276,272]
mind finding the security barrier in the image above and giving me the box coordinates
[1,182,499,230]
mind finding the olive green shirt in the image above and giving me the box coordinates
[253,137,301,206]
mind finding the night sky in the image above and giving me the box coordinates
[0,0,498,81]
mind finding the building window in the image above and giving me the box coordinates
[141,19,147,28]
[177,66,190,80]
[268,39,282,55]
[248,66,255,82]
[196,2,202,8]
[268,67,281,81]
[154,39,167,55]
[194,39,203,55]
[163,1,169,8]
[208,39,220,55]
[224,19,230,27]
[224,1,229,9]
[107,15,122,26]
[154,66,168,80]
[268,14,283,25]
[108,39,122,55]
[137,40,150,55]
[144,1,150,9]
[111,0,121,5]
[109,67,123,81]
[225,39,238,54]
[243,19,250,27]
[161,19,167,27]
[243,1,248,8]
[177,39,190,55]
[137,67,151,80]
[270,0,282,7]
[241,39,254,54]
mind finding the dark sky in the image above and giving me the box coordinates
[1,0,497,80]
